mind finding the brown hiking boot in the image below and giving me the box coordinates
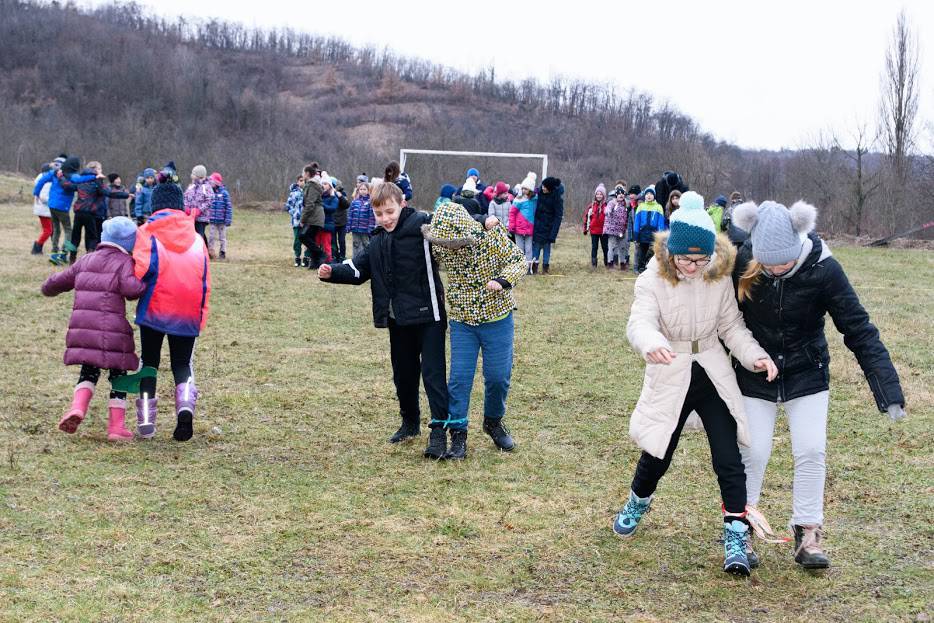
[793,524,830,569]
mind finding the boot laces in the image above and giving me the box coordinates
[620,497,650,524]
[795,525,824,556]
[724,524,747,559]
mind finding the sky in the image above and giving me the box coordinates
[97,0,933,152]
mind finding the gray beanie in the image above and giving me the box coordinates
[732,200,817,265]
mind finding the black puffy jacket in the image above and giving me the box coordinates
[533,184,565,245]
[325,207,445,328]
[733,233,904,410]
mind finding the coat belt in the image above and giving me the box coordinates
[668,334,720,354]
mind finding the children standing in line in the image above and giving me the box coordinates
[509,173,537,274]
[132,182,211,442]
[421,201,528,459]
[134,168,157,226]
[604,186,629,270]
[631,187,667,273]
[32,163,53,255]
[317,181,451,458]
[207,172,232,260]
[41,217,145,441]
[285,175,308,267]
[583,183,609,268]
[184,165,215,245]
[347,176,375,257]
[614,191,777,577]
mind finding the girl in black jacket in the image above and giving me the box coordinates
[732,200,906,570]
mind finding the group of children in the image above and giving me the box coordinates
[40,155,908,579]
[32,157,234,265]
[579,171,749,273]
[40,155,213,443]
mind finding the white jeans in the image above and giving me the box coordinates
[208,223,228,254]
[740,391,829,526]
[514,234,534,262]
[607,234,626,263]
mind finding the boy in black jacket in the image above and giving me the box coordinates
[318,180,497,459]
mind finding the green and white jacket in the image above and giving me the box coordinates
[422,201,527,326]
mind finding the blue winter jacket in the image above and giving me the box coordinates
[394,173,413,201]
[135,184,154,219]
[284,183,304,228]
[33,170,96,212]
[632,201,668,243]
[322,192,338,232]
[209,185,233,225]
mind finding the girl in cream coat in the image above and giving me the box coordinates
[612,192,777,577]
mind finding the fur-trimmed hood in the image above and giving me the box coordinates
[652,231,736,286]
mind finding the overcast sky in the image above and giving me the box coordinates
[103,0,933,151]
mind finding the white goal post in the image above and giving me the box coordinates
[399,149,548,182]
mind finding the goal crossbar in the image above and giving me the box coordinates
[399,149,548,181]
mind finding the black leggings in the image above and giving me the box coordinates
[139,325,196,396]
[79,365,126,400]
[630,362,747,514]
[591,234,608,265]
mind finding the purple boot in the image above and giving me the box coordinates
[173,381,198,442]
[136,395,158,439]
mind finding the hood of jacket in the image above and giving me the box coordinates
[421,201,484,249]
[142,209,197,253]
[653,231,736,286]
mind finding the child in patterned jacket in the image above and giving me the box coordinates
[421,200,528,459]
[284,175,308,266]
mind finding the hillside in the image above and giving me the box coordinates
[0,0,931,233]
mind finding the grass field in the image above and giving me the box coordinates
[0,184,932,622]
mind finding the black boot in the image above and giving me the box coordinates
[389,419,420,443]
[445,429,467,460]
[531,261,538,275]
[293,257,301,267]
[31,241,43,255]
[543,263,550,274]
[793,525,830,569]
[301,257,310,268]
[424,427,447,459]
[482,417,514,451]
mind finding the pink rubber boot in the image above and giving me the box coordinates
[58,381,94,434]
[106,398,134,441]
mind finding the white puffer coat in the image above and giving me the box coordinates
[626,232,770,459]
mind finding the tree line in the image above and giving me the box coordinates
[0,0,930,237]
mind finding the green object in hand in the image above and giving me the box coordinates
[110,367,158,394]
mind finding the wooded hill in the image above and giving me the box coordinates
[1,0,930,234]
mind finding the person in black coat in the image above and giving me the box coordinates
[653,171,689,213]
[317,181,496,459]
[731,199,905,570]
[453,177,484,216]
[531,177,564,274]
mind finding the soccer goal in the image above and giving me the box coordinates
[399,149,548,183]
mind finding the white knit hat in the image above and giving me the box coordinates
[462,177,477,193]
[520,172,537,192]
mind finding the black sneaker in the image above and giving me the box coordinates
[389,422,420,444]
[301,257,310,268]
[424,427,447,459]
[293,257,301,267]
[482,418,514,451]
[445,429,467,460]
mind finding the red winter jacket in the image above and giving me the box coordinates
[42,243,146,371]
[583,201,607,235]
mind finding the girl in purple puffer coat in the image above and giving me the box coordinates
[42,217,146,441]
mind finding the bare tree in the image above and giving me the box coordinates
[834,123,882,236]
[878,9,921,183]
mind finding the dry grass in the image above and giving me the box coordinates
[0,195,931,622]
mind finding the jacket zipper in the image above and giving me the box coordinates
[775,277,785,402]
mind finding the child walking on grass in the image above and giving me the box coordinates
[132,182,211,441]
[614,191,777,577]
[42,217,145,441]
[421,200,528,459]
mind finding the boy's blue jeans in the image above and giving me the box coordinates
[434,313,514,431]
[532,242,551,264]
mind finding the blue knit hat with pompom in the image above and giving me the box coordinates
[667,191,716,256]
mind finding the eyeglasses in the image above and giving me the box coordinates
[675,256,711,268]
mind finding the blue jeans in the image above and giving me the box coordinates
[532,242,551,264]
[436,313,514,431]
